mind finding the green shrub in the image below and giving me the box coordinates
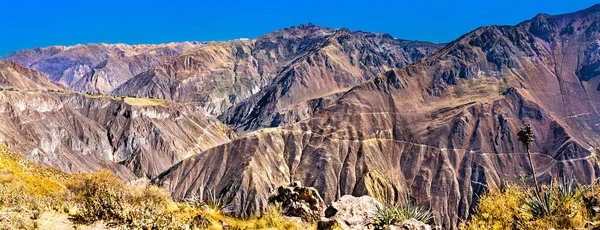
[374,201,432,227]
[67,171,128,224]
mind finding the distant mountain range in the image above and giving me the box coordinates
[3,5,600,229]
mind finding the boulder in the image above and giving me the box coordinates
[268,183,325,222]
[397,218,431,230]
[318,195,382,230]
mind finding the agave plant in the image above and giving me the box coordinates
[374,204,402,226]
[522,189,552,218]
[374,199,433,227]
[399,202,433,223]
[187,189,234,214]
[555,174,577,202]
[518,124,540,193]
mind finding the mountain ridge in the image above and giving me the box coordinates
[154,5,600,229]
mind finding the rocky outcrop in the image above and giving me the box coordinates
[4,42,203,93]
[318,195,381,230]
[268,182,325,222]
[155,5,600,229]
[113,24,443,118]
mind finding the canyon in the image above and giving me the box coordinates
[3,5,600,229]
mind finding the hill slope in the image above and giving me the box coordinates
[112,24,443,118]
[4,42,203,93]
[154,5,600,229]
[0,64,235,179]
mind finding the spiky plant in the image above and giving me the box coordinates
[400,202,433,223]
[523,188,552,218]
[374,200,433,227]
[518,124,540,193]
[374,204,403,226]
[556,174,577,202]
[187,189,234,214]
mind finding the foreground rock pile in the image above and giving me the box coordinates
[268,181,326,222]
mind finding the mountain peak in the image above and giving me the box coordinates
[298,22,318,29]
[585,3,600,12]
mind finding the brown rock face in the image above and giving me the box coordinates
[4,42,203,93]
[155,5,600,229]
[0,62,235,180]
[60,94,236,178]
[0,61,65,91]
[112,24,443,117]
[220,29,443,132]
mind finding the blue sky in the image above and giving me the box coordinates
[0,0,597,56]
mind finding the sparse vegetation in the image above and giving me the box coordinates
[460,176,596,230]
[0,144,310,229]
[374,199,433,228]
[462,125,599,229]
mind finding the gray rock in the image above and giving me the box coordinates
[319,195,381,230]
[398,218,431,230]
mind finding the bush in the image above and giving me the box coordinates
[462,177,589,230]
[67,171,128,224]
[66,172,187,229]
[0,145,315,229]
[374,200,432,227]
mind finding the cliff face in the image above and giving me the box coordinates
[0,60,235,180]
[60,94,236,178]
[155,5,600,229]
[4,42,203,93]
[0,61,66,91]
[219,29,442,132]
[0,92,236,180]
[112,24,443,117]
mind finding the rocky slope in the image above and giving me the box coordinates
[0,91,236,179]
[0,61,66,91]
[220,29,443,132]
[155,5,600,229]
[112,24,443,117]
[4,42,203,93]
[0,63,235,179]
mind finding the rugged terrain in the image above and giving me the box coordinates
[4,42,203,93]
[155,5,600,229]
[0,61,235,179]
[112,24,443,120]
[4,5,600,229]
[0,61,66,91]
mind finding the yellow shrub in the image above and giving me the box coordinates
[461,184,525,230]
[66,170,128,224]
[462,182,590,230]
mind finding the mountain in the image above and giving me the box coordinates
[0,61,65,91]
[0,63,235,179]
[154,5,600,229]
[4,42,204,93]
[219,29,443,132]
[112,24,443,117]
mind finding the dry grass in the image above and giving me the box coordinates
[124,97,170,107]
[0,144,309,229]
[461,180,595,230]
